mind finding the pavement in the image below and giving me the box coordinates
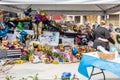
[0,62,120,80]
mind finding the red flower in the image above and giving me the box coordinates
[75,37,80,43]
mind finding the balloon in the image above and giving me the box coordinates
[4,25,9,33]
[24,8,32,16]
[19,31,27,42]
[72,47,77,56]
[39,10,46,16]
[19,35,23,42]
[41,16,46,21]
[20,30,27,36]
[17,22,23,30]
[24,11,30,16]
[61,72,71,78]
[0,30,6,36]
[0,25,9,37]
[27,8,32,12]
[35,13,41,22]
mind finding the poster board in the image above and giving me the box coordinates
[24,30,34,35]
[21,20,32,30]
[62,37,74,46]
[39,31,59,46]
[8,29,34,41]
[7,33,14,41]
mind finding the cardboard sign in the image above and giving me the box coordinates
[62,38,74,46]
[24,30,34,35]
[39,31,59,46]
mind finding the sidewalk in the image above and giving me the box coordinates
[0,62,119,80]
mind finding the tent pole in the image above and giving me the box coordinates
[97,16,101,24]
[119,14,120,27]
[103,11,107,24]
[80,15,83,24]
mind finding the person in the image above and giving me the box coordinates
[0,9,9,42]
[93,20,115,51]
[89,25,96,41]
[109,23,115,32]
[94,21,100,28]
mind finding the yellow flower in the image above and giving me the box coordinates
[53,60,59,64]
[76,54,80,58]
[14,60,24,64]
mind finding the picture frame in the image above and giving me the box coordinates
[21,20,32,30]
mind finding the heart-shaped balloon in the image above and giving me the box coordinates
[41,16,46,21]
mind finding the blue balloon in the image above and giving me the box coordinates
[62,72,71,78]
[72,47,78,56]
[20,31,27,36]
[0,30,6,37]
[0,25,9,37]
[19,31,27,42]
[24,11,30,16]
[19,36,23,42]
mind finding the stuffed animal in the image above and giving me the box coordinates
[32,55,41,63]
[41,55,50,64]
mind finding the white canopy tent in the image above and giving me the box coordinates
[0,0,120,4]
[0,4,120,16]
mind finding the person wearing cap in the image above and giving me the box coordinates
[109,23,115,32]
[93,20,115,51]
[0,9,9,42]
